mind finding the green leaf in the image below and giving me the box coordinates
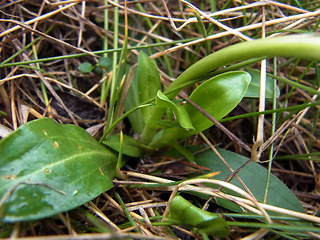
[169,195,230,237]
[102,133,143,158]
[245,69,280,99]
[151,71,251,147]
[194,147,308,223]
[171,142,195,162]
[99,57,112,68]
[137,51,162,124]
[78,62,93,73]
[185,71,251,134]
[0,118,117,222]
[156,91,194,130]
[124,69,145,133]
[94,66,103,74]
[149,120,181,129]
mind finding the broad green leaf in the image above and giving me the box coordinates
[156,91,194,130]
[124,69,145,133]
[169,195,230,237]
[102,133,143,158]
[194,147,308,223]
[151,71,251,147]
[185,71,251,134]
[245,69,280,99]
[137,51,162,124]
[0,118,117,222]
[78,62,93,73]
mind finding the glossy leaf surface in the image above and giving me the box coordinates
[185,71,251,134]
[156,91,194,130]
[0,118,117,222]
[169,195,230,237]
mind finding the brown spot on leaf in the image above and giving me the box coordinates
[53,141,59,148]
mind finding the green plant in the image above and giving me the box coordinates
[168,195,230,238]
[107,34,320,156]
[1,34,320,239]
[78,57,112,74]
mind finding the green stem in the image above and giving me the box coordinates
[217,66,320,95]
[139,109,164,144]
[264,71,320,96]
[100,0,109,105]
[221,100,320,122]
[32,43,49,106]
[0,38,199,68]
[113,190,141,233]
[99,103,153,143]
[164,34,320,98]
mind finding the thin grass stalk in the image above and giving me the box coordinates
[309,62,320,152]
[106,0,119,127]
[0,38,199,68]
[112,0,129,121]
[1,35,42,66]
[283,59,301,104]
[100,0,110,105]
[264,57,278,204]
[99,103,154,142]
[113,190,141,233]
[32,44,49,106]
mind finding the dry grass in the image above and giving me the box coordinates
[1,0,320,239]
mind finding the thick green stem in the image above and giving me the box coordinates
[164,34,320,98]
